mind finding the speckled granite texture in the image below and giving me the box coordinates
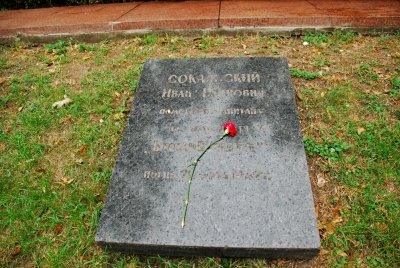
[95,57,320,258]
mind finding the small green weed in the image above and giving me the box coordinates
[363,94,389,113]
[194,36,224,50]
[389,74,400,98]
[141,34,158,45]
[312,56,331,67]
[355,63,379,83]
[0,95,11,107]
[0,55,7,69]
[330,30,356,44]
[78,42,98,52]
[290,68,320,80]
[45,40,69,55]
[303,32,328,46]
[304,31,356,47]
[36,54,53,65]
[304,137,351,160]
[391,74,400,89]
[196,36,213,50]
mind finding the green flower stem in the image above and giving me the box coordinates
[181,133,228,228]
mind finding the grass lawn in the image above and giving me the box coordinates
[0,32,399,267]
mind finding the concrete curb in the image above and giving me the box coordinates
[1,26,399,45]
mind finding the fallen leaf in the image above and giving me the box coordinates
[332,217,343,224]
[357,127,365,135]
[53,79,61,86]
[320,249,329,255]
[332,206,343,217]
[113,113,124,120]
[320,91,325,97]
[82,56,91,60]
[79,144,87,155]
[0,77,3,84]
[114,91,121,98]
[242,44,247,50]
[18,106,24,112]
[317,174,326,187]
[277,259,286,265]
[54,224,62,235]
[75,158,84,164]
[12,246,21,256]
[324,223,337,235]
[295,91,302,101]
[336,250,348,257]
[376,222,388,231]
[52,95,73,109]
[360,183,366,189]
[61,177,75,185]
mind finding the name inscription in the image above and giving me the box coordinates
[167,73,261,84]
[161,88,265,99]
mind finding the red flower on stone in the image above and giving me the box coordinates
[182,121,238,228]
[223,122,238,137]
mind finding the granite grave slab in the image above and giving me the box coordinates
[95,57,320,258]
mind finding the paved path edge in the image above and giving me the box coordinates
[1,26,399,44]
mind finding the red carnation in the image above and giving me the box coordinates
[182,121,238,228]
[223,122,238,137]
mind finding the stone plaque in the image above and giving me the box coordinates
[95,57,320,258]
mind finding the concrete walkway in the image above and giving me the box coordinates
[1,0,399,42]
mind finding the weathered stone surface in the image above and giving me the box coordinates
[95,57,320,258]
